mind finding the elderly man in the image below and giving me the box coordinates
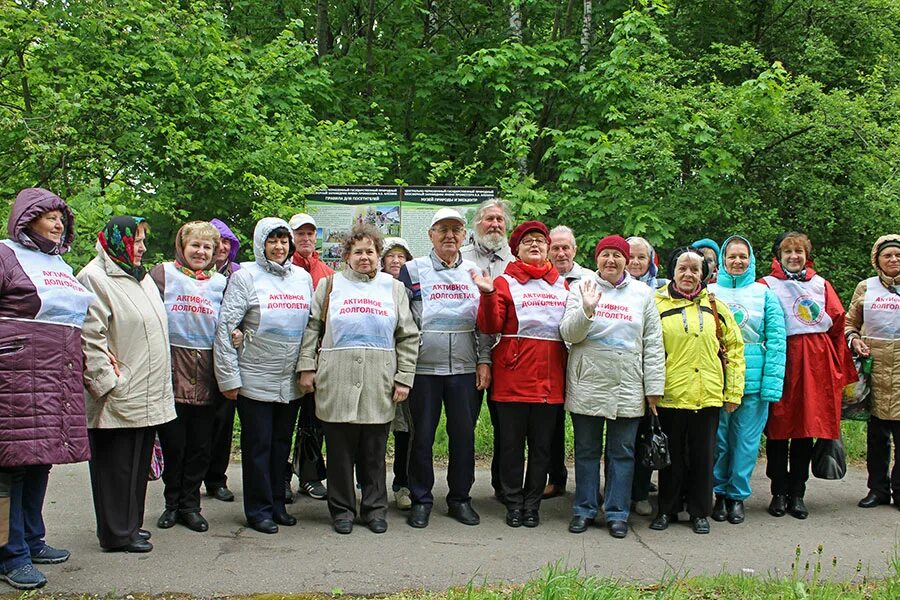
[283,213,334,503]
[400,208,492,528]
[460,198,513,500]
[542,225,586,499]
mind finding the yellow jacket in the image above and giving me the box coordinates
[655,286,745,410]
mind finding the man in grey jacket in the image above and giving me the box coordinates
[400,208,493,528]
[460,199,513,500]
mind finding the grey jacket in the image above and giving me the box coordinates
[214,218,313,403]
[560,272,665,419]
[298,268,419,424]
[399,252,492,375]
[460,241,513,279]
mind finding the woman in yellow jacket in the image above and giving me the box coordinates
[650,248,745,534]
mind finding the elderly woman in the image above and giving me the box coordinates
[560,236,665,538]
[710,236,787,524]
[847,234,900,509]
[650,248,745,534]
[0,189,95,588]
[625,236,668,517]
[214,218,313,534]
[382,237,415,510]
[78,216,175,552]
[298,225,418,534]
[761,233,856,519]
[474,221,568,528]
[150,222,227,533]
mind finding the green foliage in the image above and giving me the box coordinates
[1,0,897,292]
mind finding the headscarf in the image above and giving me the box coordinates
[871,234,900,292]
[173,222,218,281]
[98,216,147,281]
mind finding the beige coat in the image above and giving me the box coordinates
[77,245,175,429]
[845,236,900,420]
[297,268,419,425]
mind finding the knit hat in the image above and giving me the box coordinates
[691,238,721,263]
[875,238,900,262]
[509,220,550,253]
[594,235,630,261]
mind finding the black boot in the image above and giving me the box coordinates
[711,495,727,522]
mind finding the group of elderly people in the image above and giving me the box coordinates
[0,186,897,590]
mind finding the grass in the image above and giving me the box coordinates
[232,399,871,464]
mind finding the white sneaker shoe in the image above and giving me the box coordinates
[394,487,412,510]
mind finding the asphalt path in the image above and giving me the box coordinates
[33,462,900,595]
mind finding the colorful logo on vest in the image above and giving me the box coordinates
[791,294,824,326]
[727,302,749,329]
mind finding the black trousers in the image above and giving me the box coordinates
[546,407,569,488]
[866,416,900,501]
[631,413,654,501]
[495,402,561,512]
[204,387,235,491]
[392,430,410,490]
[471,388,502,493]
[236,396,300,524]
[157,403,215,513]
[656,406,719,518]
[409,373,477,506]
[87,426,155,549]
[766,437,814,497]
[322,421,390,522]
[285,392,327,484]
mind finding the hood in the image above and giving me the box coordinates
[7,188,75,255]
[871,234,900,287]
[691,238,721,258]
[626,236,660,285]
[210,218,240,264]
[252,217,295,276]
[717,235,756,288]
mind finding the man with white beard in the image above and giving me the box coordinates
[461,198,513,501]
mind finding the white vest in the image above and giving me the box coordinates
[709,282,767,345]
[502,274,567,341]
[244,262,312,343]
[328,272,396,350]
[162,262,226,349]
[583,277,645,352]
[863,276,900,340]
[417,257,480,333]
[0,239,94,328]
[763,275,833,336]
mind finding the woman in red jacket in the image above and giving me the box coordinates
[474,221,567,528]
[761,232,856,519]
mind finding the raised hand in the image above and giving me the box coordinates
[581,278,601,316]
[470,269,495,294]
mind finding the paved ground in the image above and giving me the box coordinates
[31,462,900,595]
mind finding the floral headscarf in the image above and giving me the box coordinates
[98,216,147,281]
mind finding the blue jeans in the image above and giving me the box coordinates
[0,464,51,573]
[571,413,639,522]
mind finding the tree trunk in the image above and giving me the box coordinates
[509,1,522,40]
[364,0,376,98]
[316,0,330,59]
[579,0,593,71]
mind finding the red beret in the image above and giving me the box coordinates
[594,235,631,261]
[509,220,550,253]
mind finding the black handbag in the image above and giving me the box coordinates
[811,437,846,480]
[637,410,671,470]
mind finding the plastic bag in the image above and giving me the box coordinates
[637,412,671,471]
[148,434,165,481]
[811,437,846,480]
[842,354,872,422]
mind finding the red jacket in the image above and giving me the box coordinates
[292,251,334,289]
[760,259,856,439]
[476,261,567,404]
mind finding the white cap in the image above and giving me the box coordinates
[289,213,316,230]
[382,237,413,260]
[430,207,466,228]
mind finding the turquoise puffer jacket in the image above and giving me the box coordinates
[710,236,787,402]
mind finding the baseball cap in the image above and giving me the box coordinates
[430,208,466,228]
[289,213,316,230]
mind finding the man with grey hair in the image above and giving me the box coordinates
[461,197,513,501]
[543,225,585,499]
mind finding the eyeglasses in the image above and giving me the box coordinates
[433,226,466,236]
[520,237,548,247]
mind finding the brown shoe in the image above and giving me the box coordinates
[542,483,565,499]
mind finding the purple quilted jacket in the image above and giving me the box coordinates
[0,188,90,466]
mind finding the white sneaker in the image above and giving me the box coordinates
[394,487,412,510]
[634,500,653,516]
